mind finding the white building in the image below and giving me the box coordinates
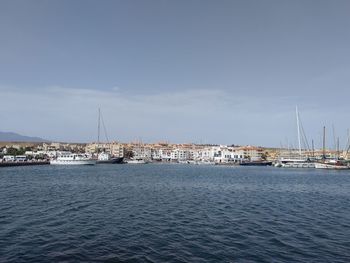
[170,149,190,161]
[132,145,152,159]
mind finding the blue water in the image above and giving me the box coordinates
[0,164,350,262]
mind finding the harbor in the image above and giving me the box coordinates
[2,0,350,262]
[3,105,349,169]
[1,137,349,169]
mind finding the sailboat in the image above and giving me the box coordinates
[276,107,315,168]
[315,127,349,170]
[96,108,124,164]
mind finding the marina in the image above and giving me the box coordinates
[2,108,349,169]
[1,140,350,169]
[2,1,350,262]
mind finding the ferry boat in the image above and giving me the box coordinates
[50,154,96,165]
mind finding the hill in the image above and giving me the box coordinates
[0,131,48,142]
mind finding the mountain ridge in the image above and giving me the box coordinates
[0,131,48,142]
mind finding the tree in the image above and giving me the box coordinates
[6,147,25,156]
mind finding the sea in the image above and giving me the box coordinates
[0,164,349,262]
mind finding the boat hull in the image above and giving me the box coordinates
[196,161,216,165]
[96,157,124,164]
[315,163,349,170]
[50,160,96,165]
[280,163,315,168]
[240,161,272,166]
[126,159,148,164]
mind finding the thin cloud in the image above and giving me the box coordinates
[0,85,346,146]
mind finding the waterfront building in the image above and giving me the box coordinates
[85,142,124,157]
[131,144,152,159]
[151,146,172,161]
[85,143,97,153]
[197,147,215,160]
[159,148,172,161]
[110,142,125,157]
[233,146,264,161]
[211,145,234,163]
[170,149,190,161]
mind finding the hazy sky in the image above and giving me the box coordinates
[1,0,350,147]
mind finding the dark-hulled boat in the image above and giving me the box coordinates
[239,161,272,166]
[96,154,124,164]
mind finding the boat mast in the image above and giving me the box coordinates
[296,106,302,157]
[332,124,336,151]
[97,108,101,154]
[337,137,340,159]
[345,129,350,160]
[322,126,326,160]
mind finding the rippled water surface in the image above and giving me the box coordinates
[1,164,350,262]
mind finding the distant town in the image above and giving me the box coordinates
[1,140,349,165]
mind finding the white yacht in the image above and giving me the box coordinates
[276,158,315,168]
[315,160,349,170]
[50,154,96,165]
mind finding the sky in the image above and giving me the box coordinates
[1,0,350,148]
